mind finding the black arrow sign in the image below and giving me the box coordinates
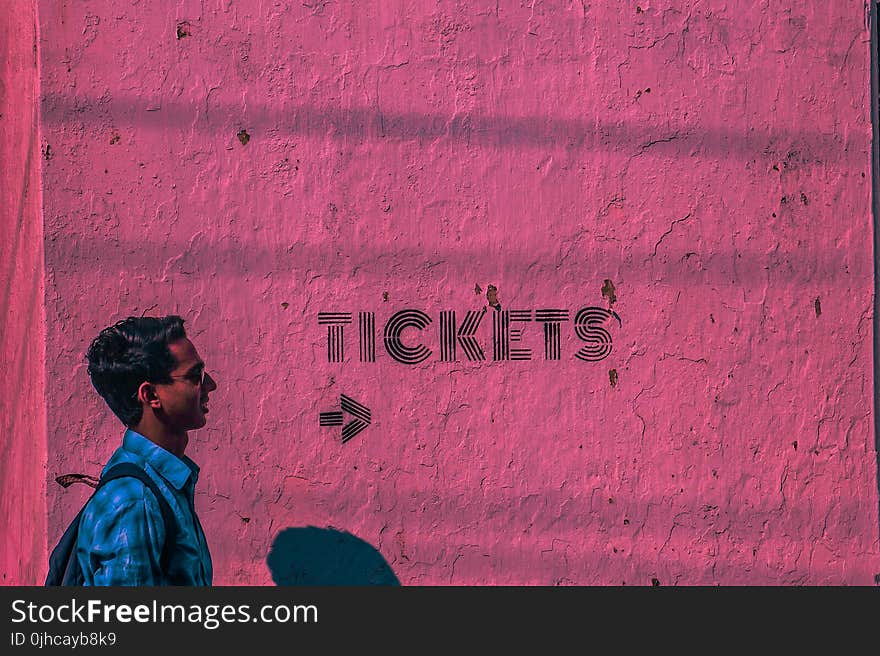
[320,394,372,443]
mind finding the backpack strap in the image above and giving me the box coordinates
[99,463,179,576]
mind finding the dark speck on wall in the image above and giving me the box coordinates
[602,279,617,306]
[486,285,501,311]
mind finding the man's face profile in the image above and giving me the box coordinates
[152,337,217,432]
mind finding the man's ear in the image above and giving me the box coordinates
[137,382,162,409]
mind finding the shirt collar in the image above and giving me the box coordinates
[122,428,200,490]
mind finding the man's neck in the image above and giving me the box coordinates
[131,421,188,459]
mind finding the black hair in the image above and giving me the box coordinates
[86,315,187,426]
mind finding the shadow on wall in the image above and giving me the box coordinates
[267,527,400,586]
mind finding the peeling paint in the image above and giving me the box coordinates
[602,279,617,306]
[486,284,501,311]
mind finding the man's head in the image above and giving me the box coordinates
[86,316,216,433]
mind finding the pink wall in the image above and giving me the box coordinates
[1,0,47,585]
[33,0,880,584]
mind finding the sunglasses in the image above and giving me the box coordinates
[130,368,208,401]
[169,368,207,386]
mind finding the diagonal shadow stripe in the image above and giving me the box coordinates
[39,94,867,164]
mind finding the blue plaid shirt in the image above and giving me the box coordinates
[76,429,213,586]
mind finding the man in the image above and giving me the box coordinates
[77,315,217,585]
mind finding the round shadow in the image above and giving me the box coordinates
[267,526,400,585]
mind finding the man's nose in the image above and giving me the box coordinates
[204,372,218,392]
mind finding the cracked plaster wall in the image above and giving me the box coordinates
[29,0,880,584]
